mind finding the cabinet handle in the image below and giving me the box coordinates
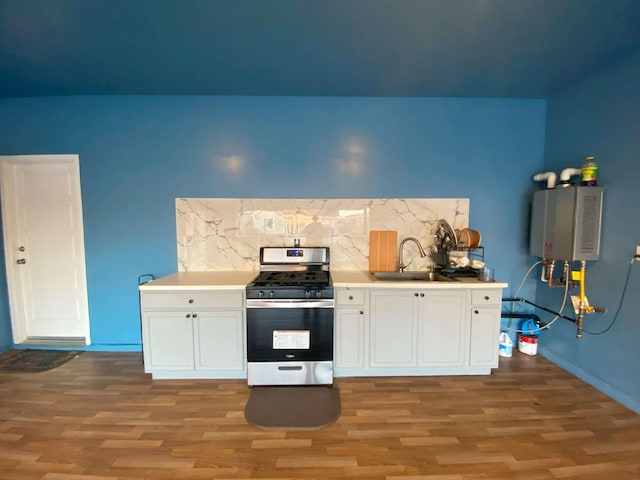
[414,292,419,297]
[188,299,194,304]
[474,309,479,314]
[349,295,354,300]
[192,313,198,318]
[484,296,490,301]
[420,293,424,297]
[186,313,191,318]
[359,310,364,315]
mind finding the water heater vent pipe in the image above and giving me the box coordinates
[559,167,582,185]
[532,171,557,189]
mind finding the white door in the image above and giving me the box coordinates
[0,154,91,345]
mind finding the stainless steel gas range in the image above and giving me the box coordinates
[245,246,334,386]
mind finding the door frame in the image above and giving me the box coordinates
[0,154,91,345]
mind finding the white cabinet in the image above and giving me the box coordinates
[369,289,467,369]
[469,289,502,367]
[194,310,245,371]
[369,290,416,367]
[333,283,505,377]
[140,290,246,379]
[142,311,194,370]
[418,290,467,367]
[334,288,367,370]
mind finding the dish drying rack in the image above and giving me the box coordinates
[432,219,485,275]
[450,245,485,262]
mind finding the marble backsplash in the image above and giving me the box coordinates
[176,198,469,271]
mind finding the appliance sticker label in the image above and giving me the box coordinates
[273,330,310,349]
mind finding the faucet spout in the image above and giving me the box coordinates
[398,237,427,272]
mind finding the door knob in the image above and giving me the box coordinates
[16,259,26,264]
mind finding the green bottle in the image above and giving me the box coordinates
[581,156,598,186]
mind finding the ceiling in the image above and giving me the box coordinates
[1,0,639,99]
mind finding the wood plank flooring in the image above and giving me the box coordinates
[0,352,638,479]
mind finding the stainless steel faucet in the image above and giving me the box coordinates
[398,237,427,271]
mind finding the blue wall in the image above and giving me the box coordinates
[539,52,640,413]
[0,96,545,350]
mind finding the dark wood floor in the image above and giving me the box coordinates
[0,352,638,480]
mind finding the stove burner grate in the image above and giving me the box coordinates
[251,271,330,287]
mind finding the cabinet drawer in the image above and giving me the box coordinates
[142,290,244,309]
[336,289,366,306]
[471,289,501,306]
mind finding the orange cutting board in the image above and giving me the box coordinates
[369,230,398,272]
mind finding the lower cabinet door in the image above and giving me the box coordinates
[370,290,417,367]
[143,312,195,371]
[418,291,467,367]
[194,310,245,371]
[469,306,500,367]
[335,307,365,369]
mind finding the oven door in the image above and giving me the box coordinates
[246,299,334,363]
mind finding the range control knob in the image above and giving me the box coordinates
[315,290,322,298]
[269,291,275,299]
[258,291,264,299]
[305,290,311,299]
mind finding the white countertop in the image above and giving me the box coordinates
[331,270,508,289]
[140,270,507,291]
[139,271,257,291]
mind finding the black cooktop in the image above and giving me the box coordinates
[246,270,333,300]
[248,270,330,288]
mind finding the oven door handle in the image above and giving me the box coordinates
[246,299,334,309]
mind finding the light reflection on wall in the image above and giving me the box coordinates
[219,155,245,173]
[336,140,365,174]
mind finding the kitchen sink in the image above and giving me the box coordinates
[370,271,458,282]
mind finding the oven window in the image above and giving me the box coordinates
[247,307,333,362]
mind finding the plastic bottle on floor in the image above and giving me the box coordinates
[499,332,513,357]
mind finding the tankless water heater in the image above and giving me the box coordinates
[530,186,603,261]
